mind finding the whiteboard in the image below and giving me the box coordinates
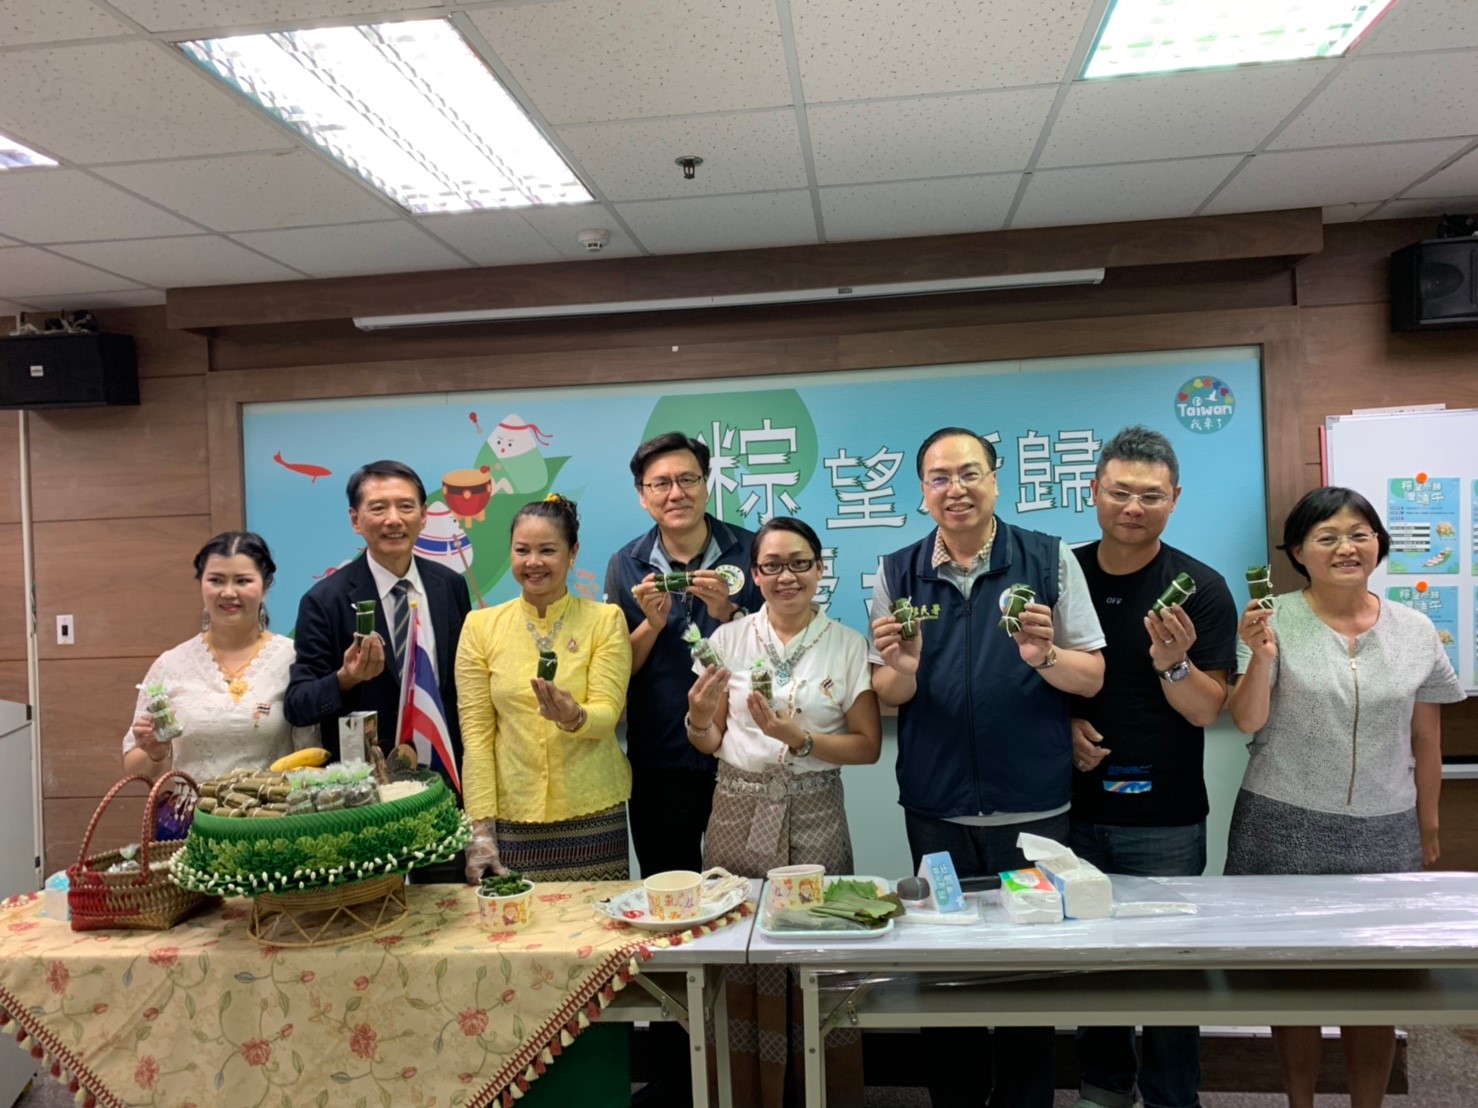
[1325,409,1478,694]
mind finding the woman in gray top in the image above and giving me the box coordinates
[1227,486,1464,1108]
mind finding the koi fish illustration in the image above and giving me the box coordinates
[273,451,332,482]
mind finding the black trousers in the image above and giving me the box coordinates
[627,764,718,878]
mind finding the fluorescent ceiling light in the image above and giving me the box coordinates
[353,270,1107,330]
[0,133,57,170]
[1083,0,1397,79]
[180,20,593,214]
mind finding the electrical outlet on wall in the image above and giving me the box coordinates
[56,615,74,645]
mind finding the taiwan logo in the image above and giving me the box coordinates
[1174,377,1235,434]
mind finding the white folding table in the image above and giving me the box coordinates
[747,872,1478,1107]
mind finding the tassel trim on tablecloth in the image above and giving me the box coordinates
[471,903,752,1108]
[0,999,118,1108]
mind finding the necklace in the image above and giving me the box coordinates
[204,631,268,703]
[526,615,565,653]
[757,608,827,685]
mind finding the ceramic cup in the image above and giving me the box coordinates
[643,870,703,921]
[766,864,825,911]
[476,882,536,931]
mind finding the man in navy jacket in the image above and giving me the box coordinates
[286,460,471,881]
[871,427,1105,1108]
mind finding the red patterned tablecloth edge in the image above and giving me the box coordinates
[0,891,754,1108]
[476,901,754,1108]
[0,894,120,1108]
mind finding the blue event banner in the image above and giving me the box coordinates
[243,349,1267,639]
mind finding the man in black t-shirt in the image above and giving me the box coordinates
[1068,426,1238,1108]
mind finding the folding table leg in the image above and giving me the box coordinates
[802,969,826,1108]
[686,969,709,1108]
[712,966,733,1108]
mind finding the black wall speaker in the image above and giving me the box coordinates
[1390,237,1478,332]
[0,333,140,409]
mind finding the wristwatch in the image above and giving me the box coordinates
[794,732,815,758]
[1030,646,1058,670]
[1159,659,1191,683]
[728,606,748,622]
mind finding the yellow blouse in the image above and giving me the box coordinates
[455,592,632,823]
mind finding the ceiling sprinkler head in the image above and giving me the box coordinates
[675,155,704,180]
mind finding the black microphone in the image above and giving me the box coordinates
[895,874,1002,901]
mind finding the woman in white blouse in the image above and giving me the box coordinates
[685,515,880,1108]
[123,531,316,781]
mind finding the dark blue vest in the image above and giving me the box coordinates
[883,522,1070,819]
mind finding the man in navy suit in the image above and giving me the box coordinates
[286,459,472,882]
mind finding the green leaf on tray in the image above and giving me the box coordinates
[768,878,905,930]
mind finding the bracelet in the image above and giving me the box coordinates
[684,712,712,736]
[556,706,587,733]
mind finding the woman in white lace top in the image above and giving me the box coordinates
[123,532,317,781]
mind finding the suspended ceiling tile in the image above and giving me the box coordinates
[0,169,198,243]
[614,191,819,254]
[1362,0,1478,54]
[1270,52,1478,150]
[809,87,1056,186]
[1013,156,1244,229]
[1204,140,1468,214]
[1322,202,1384,223]
[1038,63,1333,168]
[820,175,1019,241]
[22,289,168,310]
[1405,147,1478,197]
[470,0,792,125]
[0,42,295,163]
[232,221,469,278]
[107,0,407,33]
[414,210,571,267]
[558,111,807,201]
[515,204,646,261]
[96,150,394,232]
[792,0,1094,101]
[0,0,130,45]
[1374,196,1478,221]
[0,247,145,298]
[51,236,304,287]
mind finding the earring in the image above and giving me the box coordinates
[258,604,269,631]
[200,608,211,632]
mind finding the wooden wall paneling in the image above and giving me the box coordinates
[0,412,20,524]
[170,209,1323,329]
[91,305,207,379]
[43,788,152,876]
[0,523,24,663]
[33,515,213,661]
[1435,779,1478,872]
[1294,218,1435,308]
[0,660,27,705]
[1444,697,1478,759]
[27,374,210,523]
[205,258,1299,374]
[39,657,155,798]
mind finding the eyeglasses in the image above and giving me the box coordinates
[1307,531,1377,549]
[1098,487,1172,509]
[753,558,817,577]
[638,473,704,495]
[923,469,988,493]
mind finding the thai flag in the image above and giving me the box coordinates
[396,602,461,793]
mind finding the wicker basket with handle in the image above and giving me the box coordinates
[67,770,220,932]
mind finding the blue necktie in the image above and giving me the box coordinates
[390,580,411,676]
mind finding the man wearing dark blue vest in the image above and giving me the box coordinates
[870,426,1106,1108]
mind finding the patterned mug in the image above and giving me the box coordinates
[643,870,703,921]
[766,864,825,911]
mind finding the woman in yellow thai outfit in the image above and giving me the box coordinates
[457,494,633,882]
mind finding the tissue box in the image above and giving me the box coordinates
[999,868,1063,924]
[1036,854,1112,920]
[338,710,377,764]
